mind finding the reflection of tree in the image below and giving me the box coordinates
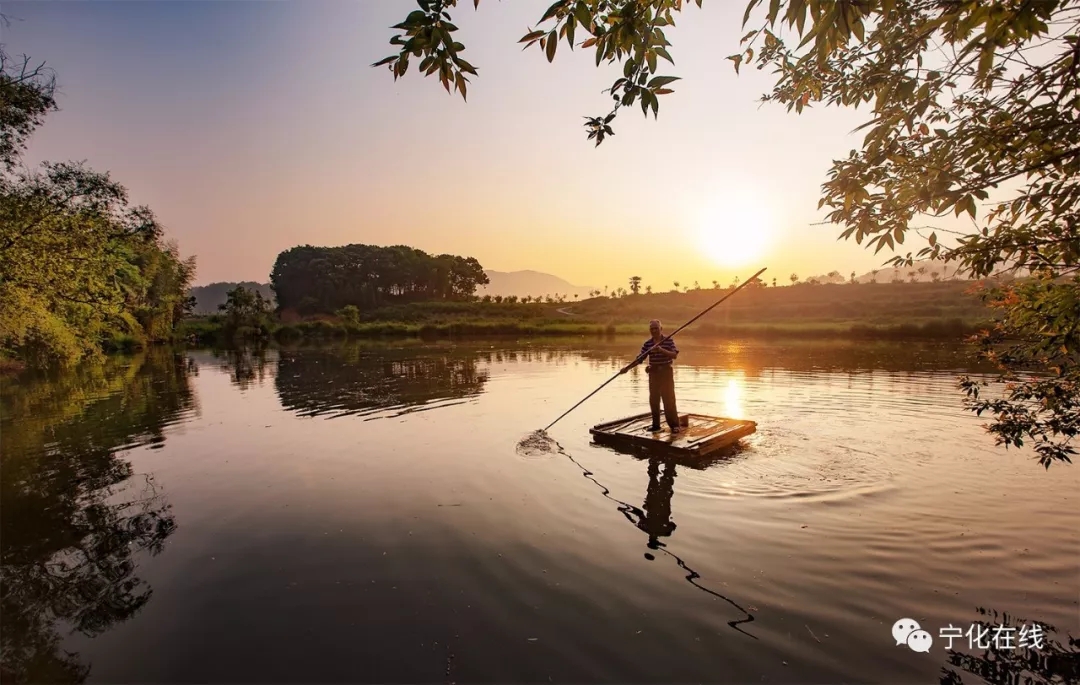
[274,345,488,419]
[576,340,1001,375]
[443,339,1003,377]
[319,340,996,376]
[939,608,1080,685]
[0,350,193,683]
[213,347,270,390]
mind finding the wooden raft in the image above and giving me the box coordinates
[590,412,756,457]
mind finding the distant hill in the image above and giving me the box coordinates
[478,270,596,299]
[189,282,275,315]
[566,279,990,327]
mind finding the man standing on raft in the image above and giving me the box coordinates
[620,319,680,433]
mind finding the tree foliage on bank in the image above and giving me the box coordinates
[270,244,489,315]
[378,0,1079,467]
[0,46,195,367]
[0,44,54,172]
[188,281,274,315]
[219,285,273,340]
[737,0,1080,467]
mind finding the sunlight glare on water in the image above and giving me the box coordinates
[723,376,743,419]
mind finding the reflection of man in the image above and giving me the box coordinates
[620,319,680,433]
[637,458,677,552]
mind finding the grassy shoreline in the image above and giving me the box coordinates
[0,281,988,371]
[178,316,986,344]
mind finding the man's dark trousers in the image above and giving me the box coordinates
[648,365,678,429]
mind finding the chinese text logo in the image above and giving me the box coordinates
[893,618,1046,653]
[893,618,933,653]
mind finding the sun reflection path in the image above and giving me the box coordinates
[534,433,758,639]
[723,378,744,420]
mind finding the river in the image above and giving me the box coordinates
[2,340,1077,683]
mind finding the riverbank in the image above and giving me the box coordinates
[179,281,992,344]
[178,316,984,344]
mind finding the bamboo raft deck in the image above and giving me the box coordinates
[590,412,756,458]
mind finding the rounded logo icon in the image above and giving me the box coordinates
[892,618,920,645]
[907,629,933,653]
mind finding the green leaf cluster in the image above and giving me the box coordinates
[729,0,1080,466]
[372,0,479,101]
[378,0,698,145]
[960,274,1079,467]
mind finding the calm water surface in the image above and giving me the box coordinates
[2,340,1078,684]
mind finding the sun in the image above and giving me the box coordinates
[698,194,774,268]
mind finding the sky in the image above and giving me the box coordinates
[3,0,923,289]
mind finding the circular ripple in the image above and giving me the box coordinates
[680,433,899,504]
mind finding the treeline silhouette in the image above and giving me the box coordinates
[271,339,1000,376]
[270,244,489,316]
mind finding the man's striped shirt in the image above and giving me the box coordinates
[640,338,678,366]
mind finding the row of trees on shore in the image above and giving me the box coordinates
[208,262,978,319]
[513,266,976,302]
[469,270,975,304]
[207,260,983,321]
[215,258,983,320]
[270,244,489,316]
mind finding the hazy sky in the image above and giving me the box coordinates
[4,0,921,288]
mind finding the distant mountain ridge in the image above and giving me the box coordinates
[478,270,596,299]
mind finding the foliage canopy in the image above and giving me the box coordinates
[0,45,194,366]
[218,285,274,340]
[270,244,489,316]
[0,46,55,171]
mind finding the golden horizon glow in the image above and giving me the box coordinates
[6,1,915,288]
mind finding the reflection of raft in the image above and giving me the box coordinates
[590,412,756,457]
